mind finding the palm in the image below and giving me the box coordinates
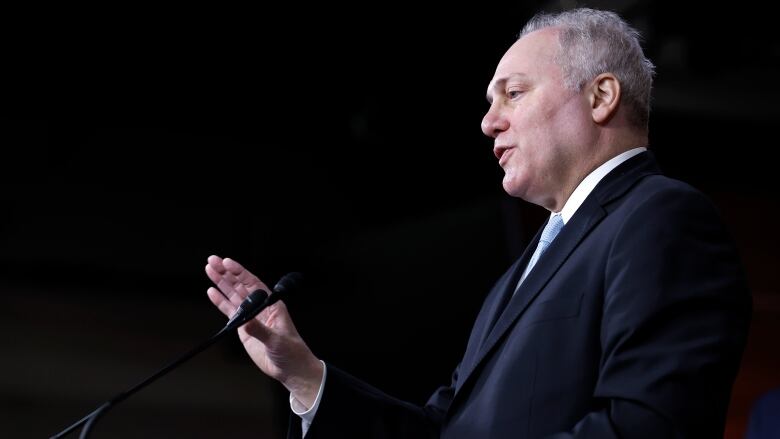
[238,306,288,377]
[205,255,310,383]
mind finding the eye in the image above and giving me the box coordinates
[507,89,524,99]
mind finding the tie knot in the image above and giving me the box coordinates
[540,214,564,245]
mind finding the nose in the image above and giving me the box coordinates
[481,103,509,138]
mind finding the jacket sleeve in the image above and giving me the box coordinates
[548,185,752,438]
[293,363,459,439]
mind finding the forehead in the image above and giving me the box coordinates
[488,27,562,91]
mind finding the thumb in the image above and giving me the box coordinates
[241,318,273,343]
[257,301,299,334]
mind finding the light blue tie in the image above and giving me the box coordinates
[516,213,564,291]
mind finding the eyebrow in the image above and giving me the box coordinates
[486,73,529,104]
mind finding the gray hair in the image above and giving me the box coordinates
[520,8,655,129]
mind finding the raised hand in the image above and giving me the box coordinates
[205,255,323,408]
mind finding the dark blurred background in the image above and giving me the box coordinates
[2,1,778,437]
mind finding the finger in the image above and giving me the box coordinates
[207,255,226,273]
[233,283,252,302]
[259,301,298,336]
[205,259,233,295]
[222,257,247,275]
[220,278,245,305]
[223,258,261,287]
[241,318,272,343]
[220,270,240,285]
[207,287,236,317]
[205,264,224,286]
[206,265,243,305]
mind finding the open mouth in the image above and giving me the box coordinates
[494,146,513,164]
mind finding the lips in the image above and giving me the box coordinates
[494,145,514,165]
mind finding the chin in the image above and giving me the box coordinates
[502,175,525,199]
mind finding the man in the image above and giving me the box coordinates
[205,8,751,438]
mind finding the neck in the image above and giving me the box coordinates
[546,129,648,212]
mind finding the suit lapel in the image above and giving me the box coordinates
[453,200,606,400]
[479,227,544,345]
[451,151,662,403]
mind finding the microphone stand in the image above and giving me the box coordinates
[51,325,231,439]
[51,272,301,438]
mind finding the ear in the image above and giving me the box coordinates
[588,73,621,124]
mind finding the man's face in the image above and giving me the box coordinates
[482,27,593,211]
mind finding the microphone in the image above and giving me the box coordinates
[224,272,303,331]
[50,272,304,439]
[224,288,269,330]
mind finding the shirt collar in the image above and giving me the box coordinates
[554,147,647,224]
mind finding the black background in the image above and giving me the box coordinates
[2,2,778,437]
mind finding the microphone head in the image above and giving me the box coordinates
[245,289,269,305]
[226,288,270,330]
[273,272,303,295]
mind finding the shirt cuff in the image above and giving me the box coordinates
[289,360,327,436]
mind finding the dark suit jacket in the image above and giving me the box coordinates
[292,152,752,438]
[746,387,780,439]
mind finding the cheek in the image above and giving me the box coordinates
[504,123,565,190]
[510,99,559,144]
[551,97,592,141]
[510,122,554,167]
